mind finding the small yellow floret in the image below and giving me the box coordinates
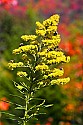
[36,29,46,36]
[48,68,64,77]
[21,35,37,41]
[17,71,27,77]
[8,62,24,70]
[50,14,60,23]
[35,63,49,71]
[51,77,70,85]
[36,21,45,29]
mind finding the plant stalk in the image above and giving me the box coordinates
[23,94,29,125]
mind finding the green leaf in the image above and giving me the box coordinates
[14,82,24,90]
[43,104,53,107]
[27,105,36,112]
[1,111,16,117]
[33,117,38,121]
[36,99,45,108]
[38,112,46,114]
[15,106,25,110]
[9,94,25,100]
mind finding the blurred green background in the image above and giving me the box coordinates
[0,0,83,125]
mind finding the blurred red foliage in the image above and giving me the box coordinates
[0,97,10,110]
[0,0,83,23]
[0,122,3,125]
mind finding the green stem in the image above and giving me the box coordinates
[23,95,29,125]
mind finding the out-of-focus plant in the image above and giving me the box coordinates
[0,0,27,16]
[0,97,10,125]
[5,14,70,125]
[57,20,83,125]
[0,97,10,111]
[26,0,83,23]
[0,0,82,23]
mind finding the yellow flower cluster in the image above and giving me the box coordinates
[22,54,28,60]
[30,40,39,45]
[21,35,37,41]
[42,68,64,79]
[47,56,70,64]
[42,35,60,46]
[51,77,70,85]
[36,14,60,37]
[37,81,44,85]
[43,14,60,26]
[35,63,49,71]
[13,45,37,55]
[48,68,64,77]
[36,29,46,36]
[38,50,70,64]
[8,62,24,70]
[17,71,27,77]
[38,50,61,57]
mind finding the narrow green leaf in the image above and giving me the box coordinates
[29,97,45,101]
[43,104,53,107]
[1,111,15,117]
[38,112,46,114]
[9,94,25,100]
[27,105,36,112]
[5,117,17,121]
[33,117,38,121]
[36,99,45,108]
[2,100,23,107]
[15,106,25,110]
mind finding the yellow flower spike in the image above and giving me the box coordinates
[21,35,37,41]
[8,14,70,124]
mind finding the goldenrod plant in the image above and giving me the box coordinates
[8,14,70,125]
